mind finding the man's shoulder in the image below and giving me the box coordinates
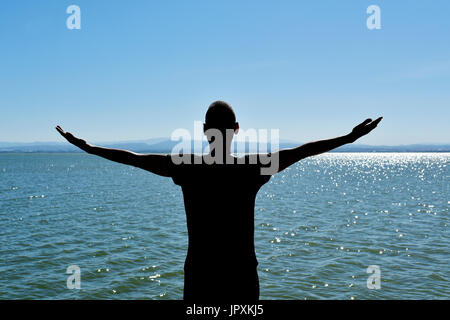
[168,153,270,166]
[168,153,272,186]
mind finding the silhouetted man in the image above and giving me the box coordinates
[56,100,382,301]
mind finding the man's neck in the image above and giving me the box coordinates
[208,143,235,164]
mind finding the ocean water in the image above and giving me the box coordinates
[0,153,448,300]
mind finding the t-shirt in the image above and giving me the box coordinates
[168,154,271,273]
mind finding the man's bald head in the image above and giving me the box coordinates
[204,101,237,131]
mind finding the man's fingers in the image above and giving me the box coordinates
[372,117,383,125]
[361,117,382,128]
[368,117,383,129]
[362,118,372,125]
[367,117,383,132]
[55,126,74,141]
[357,118,372,128]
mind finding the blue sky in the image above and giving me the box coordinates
[1,0,449,145]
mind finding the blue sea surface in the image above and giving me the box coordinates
[0,153,448,299]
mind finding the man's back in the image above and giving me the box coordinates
[56,100,381,300]
[169,154,270,300]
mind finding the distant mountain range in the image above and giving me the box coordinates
[0,139,449,153]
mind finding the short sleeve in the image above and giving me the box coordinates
[243,154,272,187]
[253,164,271,188]
[258,171,271,186]
[167,154,185,186]
[167,154,197,186]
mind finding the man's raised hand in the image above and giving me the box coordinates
[348,117,383,142]
[55,126,89,150]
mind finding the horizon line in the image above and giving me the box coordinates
[1,139,450,147]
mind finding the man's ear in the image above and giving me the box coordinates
[234,122,239,134]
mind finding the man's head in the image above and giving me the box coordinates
[203,101,239,134]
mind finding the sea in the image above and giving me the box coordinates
[0,153,448,299]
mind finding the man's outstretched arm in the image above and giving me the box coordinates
[274,117,383,173]
[55,126,170,177]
